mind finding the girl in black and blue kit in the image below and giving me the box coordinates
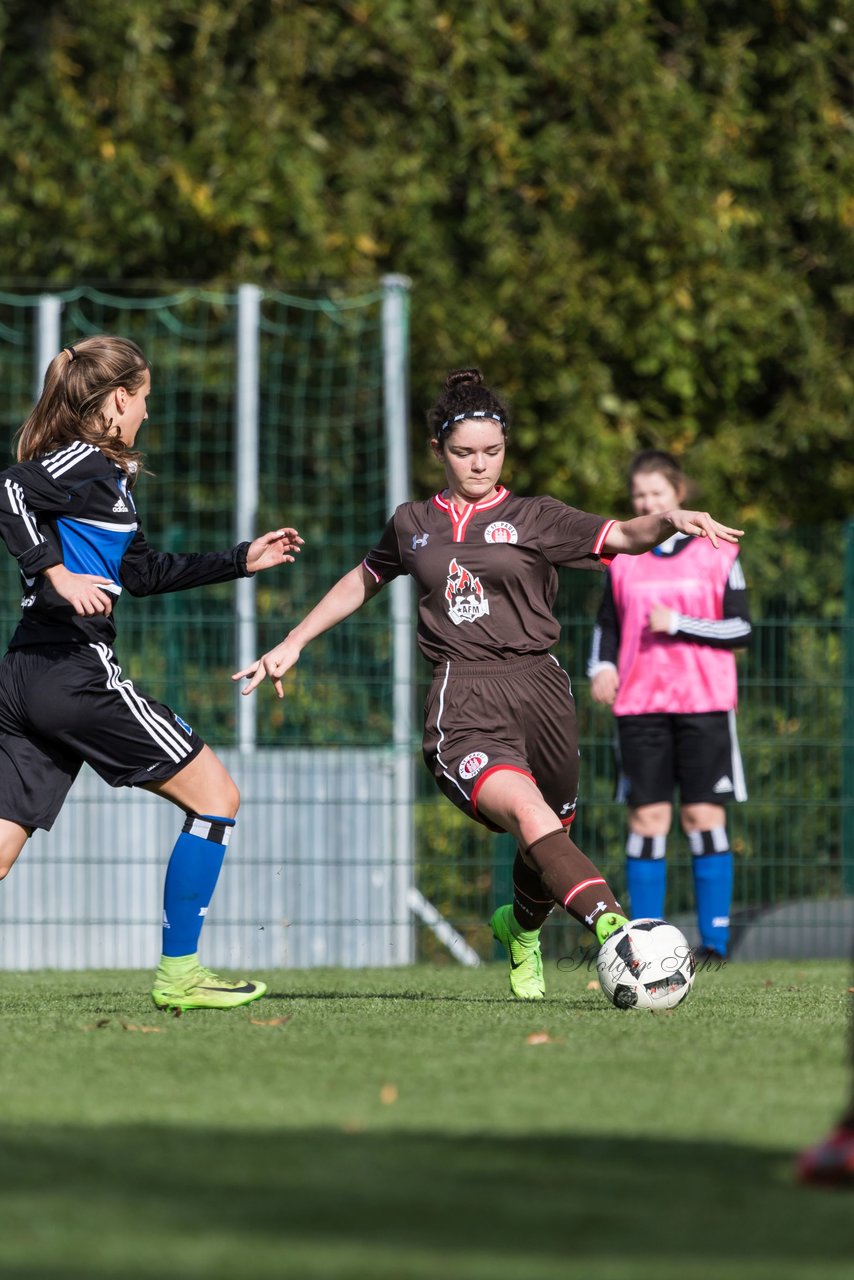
[0,335,302,1010]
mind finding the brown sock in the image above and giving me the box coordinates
[512,850,555,931]
[525,829,624,934]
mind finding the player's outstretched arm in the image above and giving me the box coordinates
[603,509,744,555]
[245,528,304,573]
[233,564,382,698]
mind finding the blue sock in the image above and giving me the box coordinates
[625,834,667,920]
[161,814,234,957]
[625,857,667,920]
[692,850,733,956]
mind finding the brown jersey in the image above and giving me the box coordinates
[363,487,615,665]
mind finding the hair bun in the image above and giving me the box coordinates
[443,368,483,392]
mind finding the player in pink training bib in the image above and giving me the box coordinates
[588,450,751,961]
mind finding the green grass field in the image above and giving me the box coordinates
[1,958,851,1279]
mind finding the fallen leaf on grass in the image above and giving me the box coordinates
[83,1019,164,1033]
[379,1083,398,1105]
[249,1015,292,1027]
[586,980,601,990]
[525,1031,564,1045]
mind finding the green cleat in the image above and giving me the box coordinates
[151,958,267,1012]
[490,904,545,1000]
[595,912,629,945]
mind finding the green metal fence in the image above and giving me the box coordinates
[0,283,399,745]
[419,534,854,963]
[0,285,851,967]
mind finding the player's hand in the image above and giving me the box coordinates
[43,564,115,616]
[667,510,744,548]
[648,605,677,634]
[232,637,301,698]
[590,667,619,706]
[245,528,304,573]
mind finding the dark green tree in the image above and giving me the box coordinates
[0,0,851,524]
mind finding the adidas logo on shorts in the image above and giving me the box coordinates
[112,497,129,512]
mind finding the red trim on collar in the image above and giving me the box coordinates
[432,486,510,542]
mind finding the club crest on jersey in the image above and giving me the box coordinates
[445,558,489,625]
[459,750,489,780]
[484,520,518,545]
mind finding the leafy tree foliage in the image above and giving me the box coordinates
[0,0,851,526]
[0,1,850,929]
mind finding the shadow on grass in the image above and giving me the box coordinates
[57,990,517,1006]
[263,991,516,1003]
[1,1125,851,1278]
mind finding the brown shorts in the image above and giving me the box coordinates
[422,653,580,832]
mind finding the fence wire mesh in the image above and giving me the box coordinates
[0,286,851,967]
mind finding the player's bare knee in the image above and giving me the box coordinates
[187,783,239,821]
[0,851,22,879]
[506,798,553,846]
[630,803,671,838]
[195,761,240,819]
[0,826,31,878]
[681,803,724,835]
[516,798,544,828]
[217,777,240,820]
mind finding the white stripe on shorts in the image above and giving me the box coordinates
[91,643,193,765]
[434,662,472,804]
[728,708,748,801]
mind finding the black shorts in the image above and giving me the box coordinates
[0,643,205,831]
[614,710,746,809]
[422,653,581,833]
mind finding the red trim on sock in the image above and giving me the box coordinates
[563,877,606,909]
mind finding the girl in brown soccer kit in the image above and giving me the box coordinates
[236,369,743,999]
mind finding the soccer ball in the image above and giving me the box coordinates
[596,918,695,1011]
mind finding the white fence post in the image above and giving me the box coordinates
[235,284,261,753]
[382,274,416,964]
[36,295,62,395]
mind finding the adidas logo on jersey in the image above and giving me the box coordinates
[112,497,129,512]
[712,775,733,794]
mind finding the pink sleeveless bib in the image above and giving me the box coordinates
[609,539,740,716]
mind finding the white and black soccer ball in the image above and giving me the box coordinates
[596,918,695,1011]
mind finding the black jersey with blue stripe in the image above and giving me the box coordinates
[0,443,252,647]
